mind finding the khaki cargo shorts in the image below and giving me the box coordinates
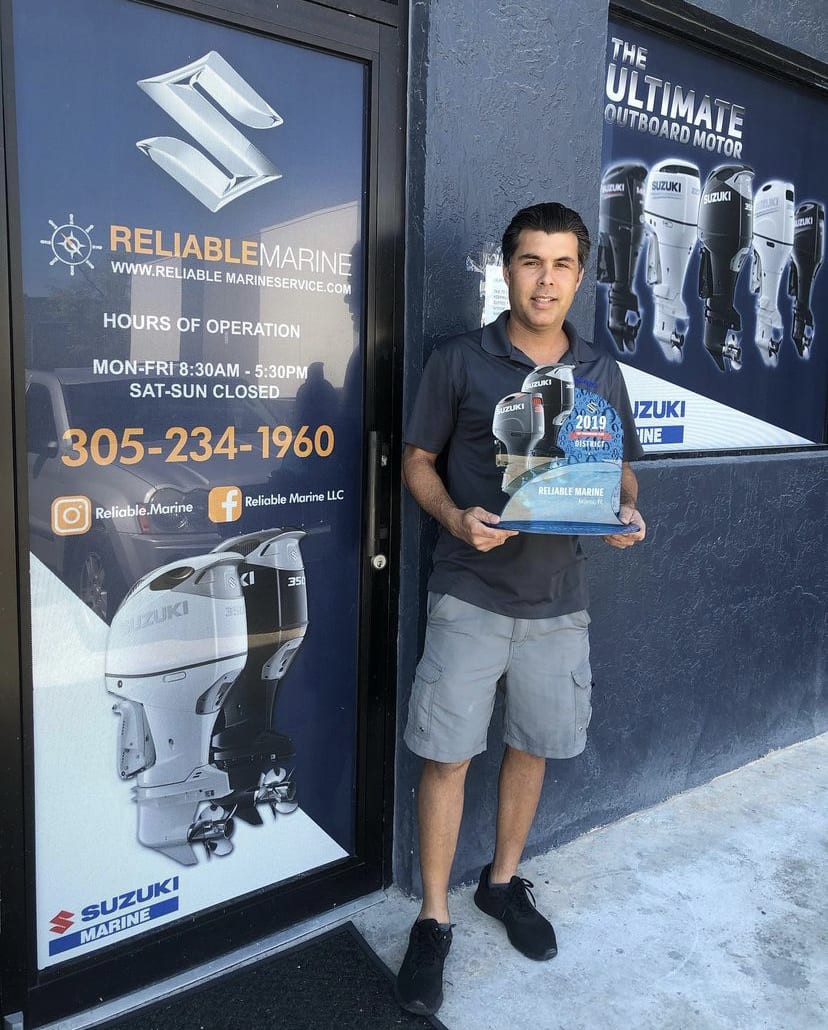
[404,593,593,762]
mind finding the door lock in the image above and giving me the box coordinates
[371,554,387,571]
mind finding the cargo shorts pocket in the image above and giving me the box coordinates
[408,656,443,741]
[426,592,451,620]
[572,659,593,746]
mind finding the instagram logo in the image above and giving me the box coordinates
[51,496,92,536]
[208,486,243,523]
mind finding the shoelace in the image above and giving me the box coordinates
[506,877,539,917]
[411,922,453,967]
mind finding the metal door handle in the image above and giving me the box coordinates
[367,430,388,571]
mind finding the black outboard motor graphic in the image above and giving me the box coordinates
[521,364,575,457]
[750,180,795,364]
[598,163,648,351]
[643,159,701,360]
[492,365,575,494]
[106,553,248,866]
[788,201,825,357]
[493,392,545,493]
[697,164,755,370]
[210,529,307,825]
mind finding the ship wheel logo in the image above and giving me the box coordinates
[40,213,102,276]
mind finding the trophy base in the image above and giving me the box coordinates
[498,520,640,536]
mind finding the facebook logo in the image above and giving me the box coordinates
[208,486,243,523]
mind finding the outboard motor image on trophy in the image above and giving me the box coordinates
[697,163,755,370]
[643,159,701,361]
[210,529,308,828]
[493,392,545,493]
[492,365,575,494]
[493,364,638,536]
[788,201,825,358]
[597,163,648,352]
[106,552,249,866]
[750,180,795,365]
[521,364,576,457]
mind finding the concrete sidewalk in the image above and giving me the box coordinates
[354,733,828,1030]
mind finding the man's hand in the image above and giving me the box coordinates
[603,504,646,549]
[403,445,519,552]
[448,507,519,552]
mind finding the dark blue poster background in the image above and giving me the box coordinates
[14,0,367,966]
[596,17,828,448]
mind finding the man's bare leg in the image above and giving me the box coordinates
[490,745,546,883]
[474,745,557,960]
[417,757,471,922]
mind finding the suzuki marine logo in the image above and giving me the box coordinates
[137,51,283,212]
[49,910,75,935]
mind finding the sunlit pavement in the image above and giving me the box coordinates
[355,732,828,1030]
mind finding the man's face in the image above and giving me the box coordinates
[502,230,584,335]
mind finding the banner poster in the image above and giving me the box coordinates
[12,0,366,968]
[596,17,828,452]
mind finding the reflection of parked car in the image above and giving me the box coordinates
[26,369,283,622]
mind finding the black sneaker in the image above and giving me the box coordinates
[474,863,558,960]
[395,918,453,1015]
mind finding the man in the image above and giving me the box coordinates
[395,202,646,1016]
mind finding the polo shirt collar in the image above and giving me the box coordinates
[481,310,589,366]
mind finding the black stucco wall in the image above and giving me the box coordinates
[395,0,828,893]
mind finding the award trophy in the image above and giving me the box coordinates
[493,364,638,535]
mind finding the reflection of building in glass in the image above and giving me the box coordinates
[197,198,362,395]
[253,201,360,398]
[129,258,183,361]
[125,201,361,399]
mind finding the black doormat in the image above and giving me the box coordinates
[97,921,448,1030]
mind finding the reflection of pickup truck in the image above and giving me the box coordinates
[26,369,284,621]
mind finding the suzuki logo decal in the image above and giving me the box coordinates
[137,51,283,212]
[49,910,75,935]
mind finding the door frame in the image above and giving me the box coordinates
[0,0,405,1023]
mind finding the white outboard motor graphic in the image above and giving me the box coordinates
[597,163,648,351]
[210,529,308,826]
[106,553,248,866]
[750,180,795,364]
[788,201,825,357]
[643,160,701,360]
[697,163,755,370]
[107,530,311,865]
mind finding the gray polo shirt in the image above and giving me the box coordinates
[404,311,643,619]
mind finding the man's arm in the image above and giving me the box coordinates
[402,444,518,553]
[603,461,646,549]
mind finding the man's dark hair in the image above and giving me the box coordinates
[501,203,591,269]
